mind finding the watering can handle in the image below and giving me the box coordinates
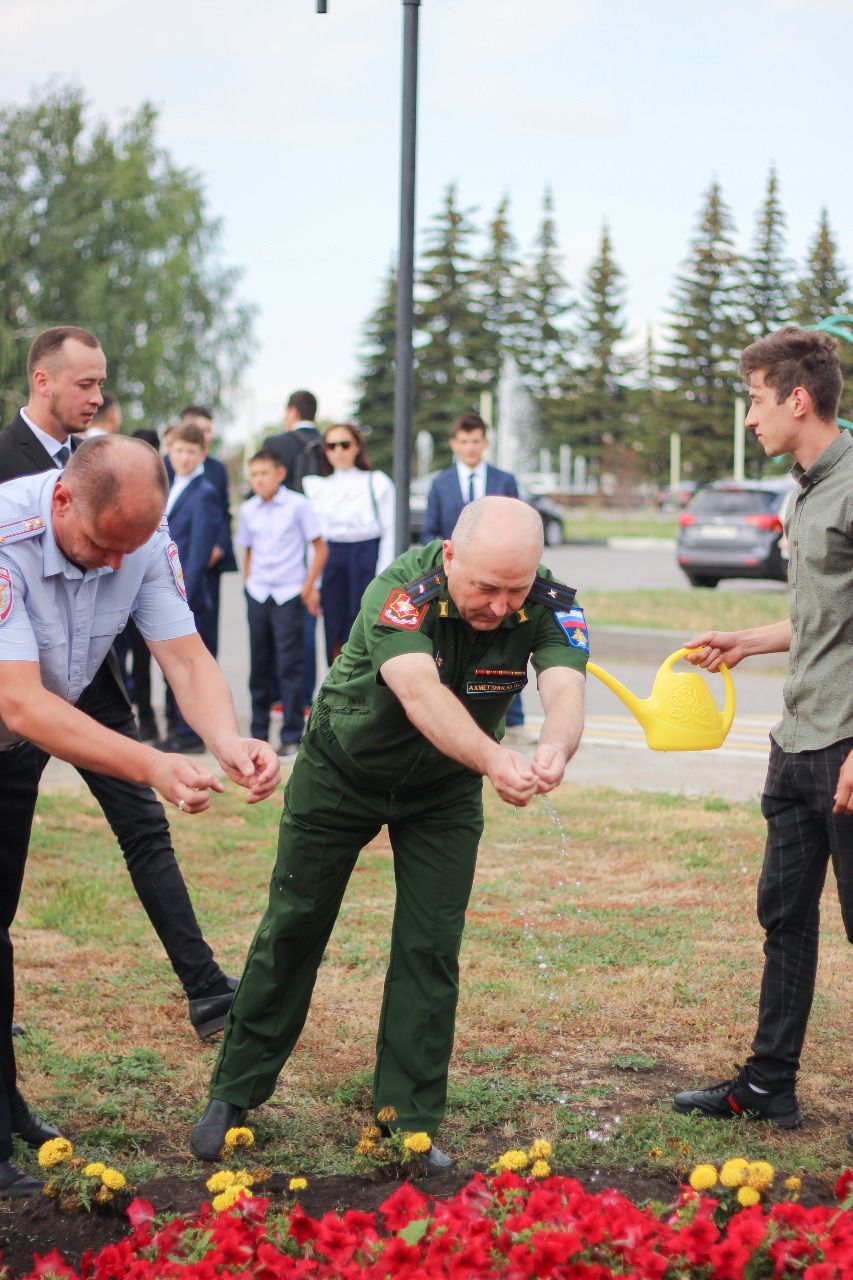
[664,647,736,736]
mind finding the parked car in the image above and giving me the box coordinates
[654,480,698,511]
[676,478,795,588]
[409,474,565,546]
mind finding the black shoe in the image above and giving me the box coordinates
[0,1160,44,1198]
[11,1020,25,1037]
[157,734,205,755]
[188,975,239,1040]
[421,1142,454,1175]
[11,1091,62,1149]
[673,1066,802,1129]
[190,1099,248,1161]
[137,714,159,742]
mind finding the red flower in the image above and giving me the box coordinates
[125,1198,155,1229]
[30,1250,76,1278]
[835,1168,853,1203]
[379,1181,429,1232]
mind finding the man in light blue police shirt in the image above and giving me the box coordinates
[0,434,280,1198]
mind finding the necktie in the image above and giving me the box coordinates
[467,472,475,504]
[54,445,70,468]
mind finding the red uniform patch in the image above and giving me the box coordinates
[0,568,12,624]
[378,586,427,630]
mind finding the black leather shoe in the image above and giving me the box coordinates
[673,1065,801,1130]
[11,1021,25,1037]
[157,733,205,755]
[188,975,239,1040]
[0,1160,44,1198]
[190,1099,248,1161]
[11,1091,62,1149]
[421,1142,454,1175]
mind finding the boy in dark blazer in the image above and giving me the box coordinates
[159,422,221,752]
[420,412,518,544]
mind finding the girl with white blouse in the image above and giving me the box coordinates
[303,423,395,663]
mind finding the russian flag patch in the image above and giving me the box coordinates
[555,605,589,651]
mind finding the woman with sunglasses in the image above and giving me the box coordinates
[303,423,395,663]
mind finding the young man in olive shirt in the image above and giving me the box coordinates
[672,327,853,1150]
[192,497,587,1165]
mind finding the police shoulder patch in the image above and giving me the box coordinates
[166,541,187,599]
[377,586,427,631]
[0,567,13,624]
[555,604,589,652]
[527,574,577,612]
[0,515,46,547]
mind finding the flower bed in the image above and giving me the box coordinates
[15,1169,853,1280]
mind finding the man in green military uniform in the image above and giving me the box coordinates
[191,497,587,1166]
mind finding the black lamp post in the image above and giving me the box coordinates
[316,1,420,553]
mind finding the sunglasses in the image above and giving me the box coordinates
[325,440,354,451]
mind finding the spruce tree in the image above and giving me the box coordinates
[475,194,523,395]
[661,180,745,480]
[353,263,397,472]
[743,166,793,339]
[414,184,489,456]
[515,188,574,442]
[794,210,853,422]
[566,223,631,458]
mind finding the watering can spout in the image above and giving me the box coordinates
[587,648,736,752]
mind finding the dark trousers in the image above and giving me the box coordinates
[247,593,305,746]
[210,719,483,1134]
[747,737,853,1088]
[114,618,153,721]
[321,539,379,664]
[0,664,225,1156]
[165,606,215,743]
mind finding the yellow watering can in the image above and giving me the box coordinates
[586,648,735,752]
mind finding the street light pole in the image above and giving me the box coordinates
[393,0,421,554]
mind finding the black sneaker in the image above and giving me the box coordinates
[673,1066,801,1129]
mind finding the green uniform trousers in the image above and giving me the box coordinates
[209,726,484,1134]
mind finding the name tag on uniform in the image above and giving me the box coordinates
[466,667,527,697]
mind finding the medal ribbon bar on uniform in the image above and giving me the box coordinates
[526,575,577,611]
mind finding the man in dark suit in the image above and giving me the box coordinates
[420,412,519,543]
[262,390,323,707]
[421,412,532,741]
[0,327,238,1050]
[177,406,237,659]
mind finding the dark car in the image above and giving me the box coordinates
[676,479,795,588]
[409,474,565,546]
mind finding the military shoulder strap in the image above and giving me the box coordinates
[527,574,577,611]
[0,514,47,547]
[403,565,445,605]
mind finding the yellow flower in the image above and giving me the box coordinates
[737,1186,761,1207]
[784,1175,802,1193]
[531,1160,551,1179]
[94,1186,114,1205]
[376,1106,397,1125]
[403,1133,432,1155]
[223,1126,254,1150]
[101,1169,127,1192]
[719,1158,749,1188]
[83,1162,107,1179]
[746,1160,774,1192]
[648,1147,664,1159]
[233,1170,254,1188]
[689,1164,719,1192]
[37,1137,73,1169]
[528,1139,553,1161]
[362,1125,382,1141]
[356,1138,377,1156]
[206,1170,236,1193]
[212,1185,252,1213]
[496,1149,529,1172]
[289,1177,308,1192]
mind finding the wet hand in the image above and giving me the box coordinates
[214,736,281,803]
[148,754,224,814]
[531,742,568,793]
[487,746,537,807]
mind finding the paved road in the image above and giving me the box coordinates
[41,542,787,803]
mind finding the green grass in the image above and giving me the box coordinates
[562,512,678,541]
[11,782,851,1196]
[583,587,788,632]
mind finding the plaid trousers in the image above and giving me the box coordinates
[747,737,853,1088]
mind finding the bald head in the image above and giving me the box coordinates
[444,497,544,630]
[64,435,168,524]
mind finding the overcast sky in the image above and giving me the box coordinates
[4,0,853,438]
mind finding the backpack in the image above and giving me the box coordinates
[292,436,325,492]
